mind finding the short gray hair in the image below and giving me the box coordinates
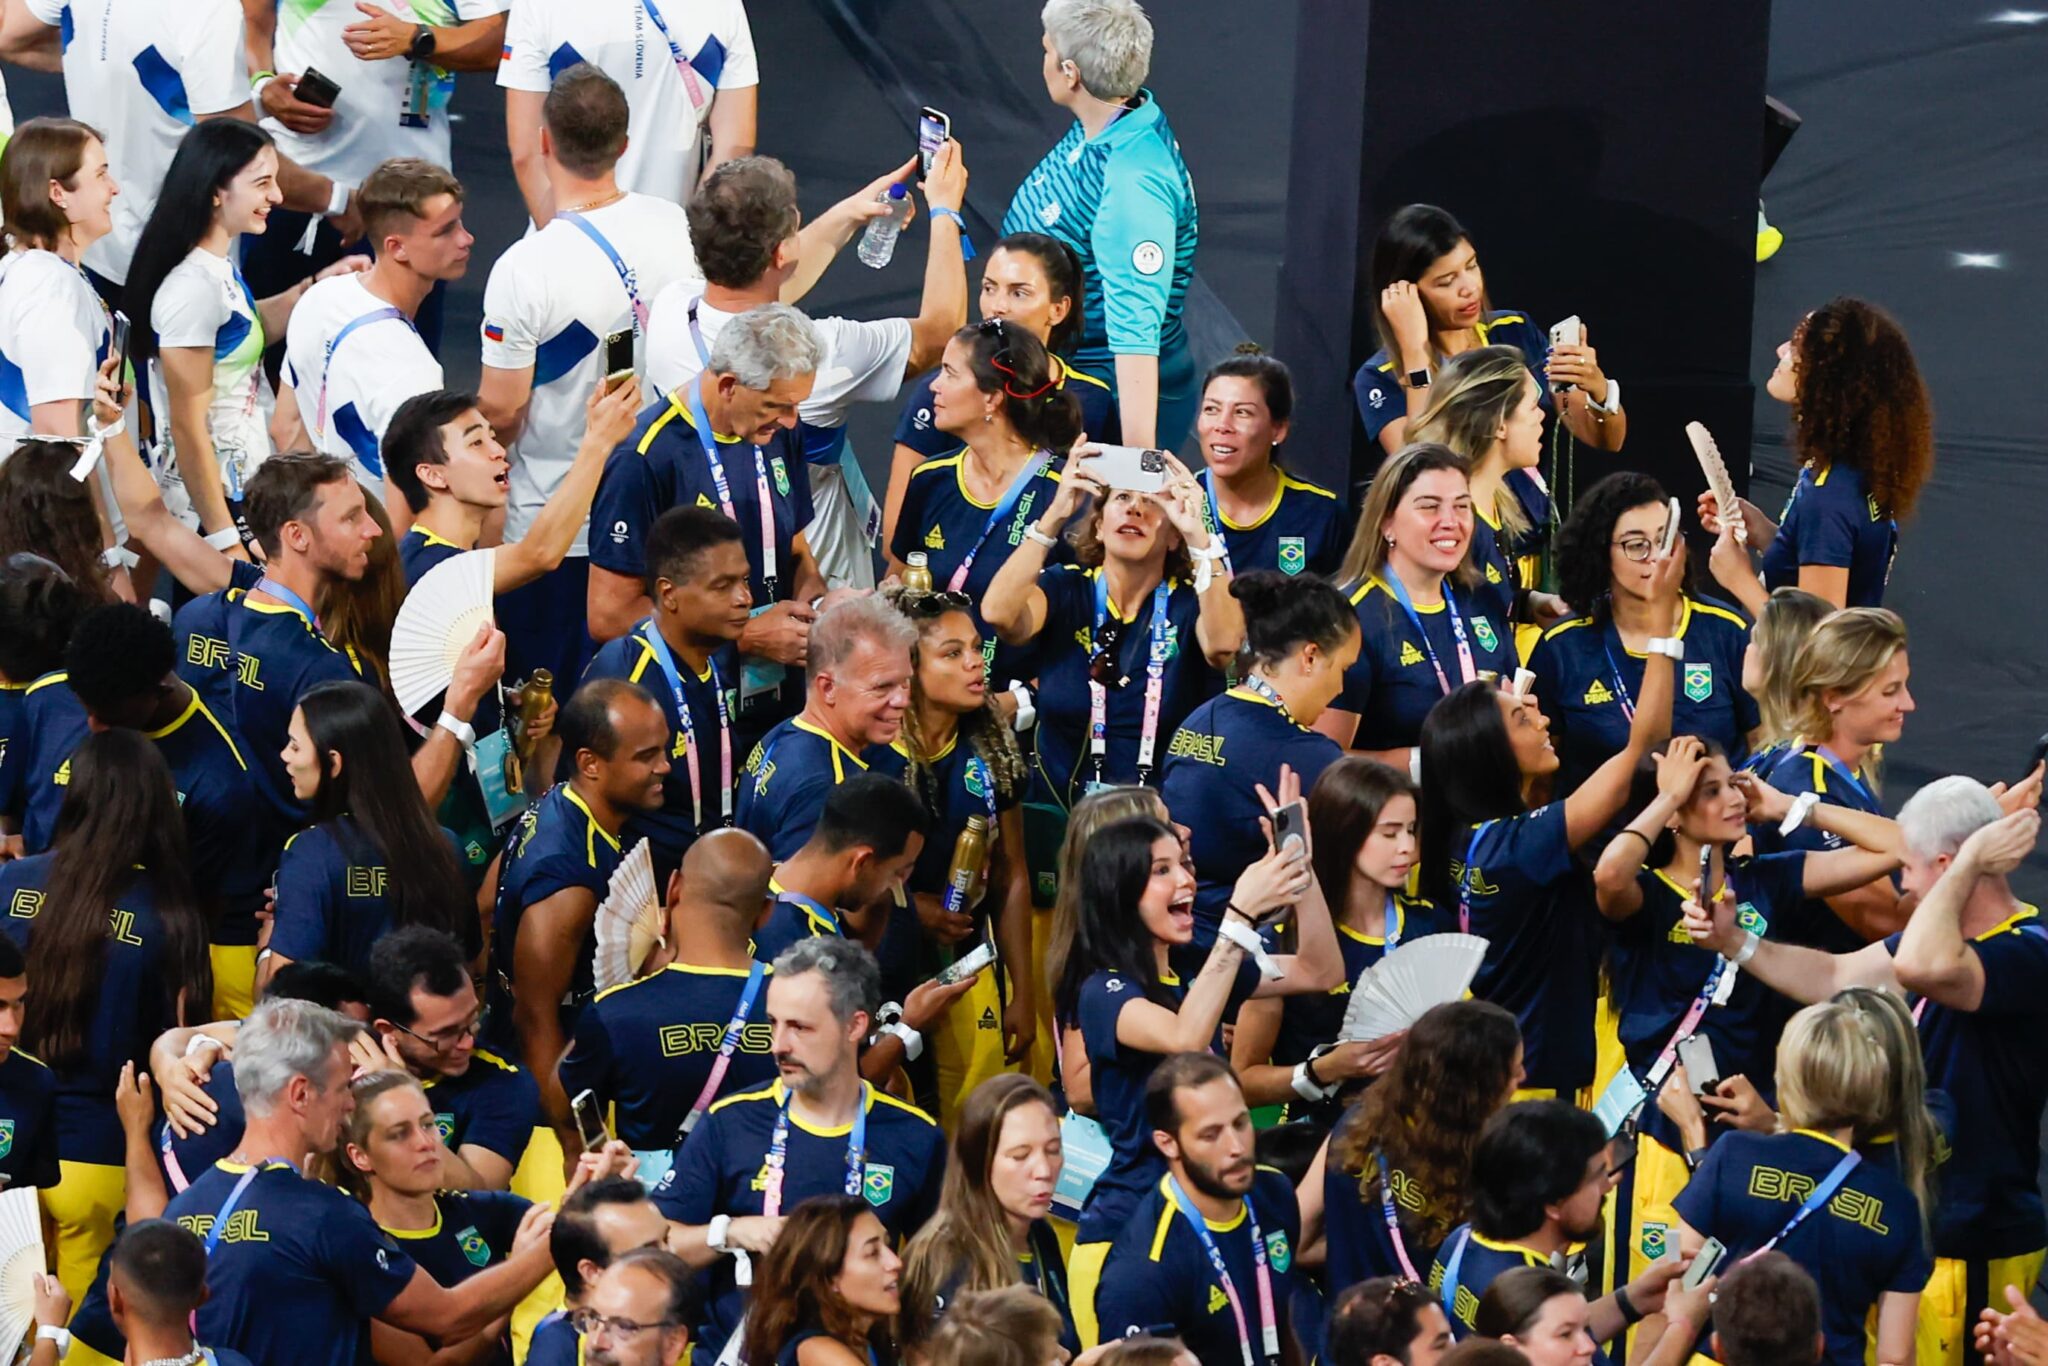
[808,592,915,683]
[1897,776,2002,861]
[706,303,824,390]
[773,935,882,1024]
[1042,0,1153,101]
[234,998,362,1116]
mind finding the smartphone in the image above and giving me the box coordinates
[294,67,342,110]
[1658,496,1683,555]
[1676,1033,1721,1095]
[108,310,131,379]
[570,1088,611,1152]
[601,328,634,388]
[917,106,951,177]
[2026,731,2048,779]
[936,940,996,987]
[1697,843,1717,906]
[1684,1236,1727,1289]
[1271,800,1308,854]
[1548,315,1584,390]
[1090,444,1170,494]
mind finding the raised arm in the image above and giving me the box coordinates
[1894,809,2040,1011]
[983,444,1100,643]
[1732,770,1908,899]
[781,158,920,306]
[900,140,969,377]
[378,1205,556,1342]
[1593,739,1708,921]
[494,379,643,593]
[1683,891,1897,1004]
[1563,551,1680,850]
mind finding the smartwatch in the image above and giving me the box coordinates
[1404,368,1430,391]
[407,24,437,61]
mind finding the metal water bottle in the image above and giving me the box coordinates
[941,814,991,916]
[902,551,936,591]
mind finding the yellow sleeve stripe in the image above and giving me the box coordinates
[1690,601,1751,630]
[710,1084,778,1115]
[637,397,687,456]
[1277,472,1338,500]
[868,1090,939,1126]
[24,671,69,695]
[1149,1201,1177,1262]
[1540,616,1596,642]
[471,1048,521,1074]
[1061,367,1113,394]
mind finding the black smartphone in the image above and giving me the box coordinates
[108,310,131,378]
[918,106,950,176]
[2027,732,2048,779]
[295,68,342,110]
[601,329,634,388]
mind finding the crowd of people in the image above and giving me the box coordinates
[0,1,2033,1366]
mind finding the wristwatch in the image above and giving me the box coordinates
[407,24,437,61]
[874,1001,924,1061]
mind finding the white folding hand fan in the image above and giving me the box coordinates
[390,548,497,716]
[1338,933,1490,1043]
[0,1185,46,1364]
[1685,422,1746,544]
[593,838,665,992]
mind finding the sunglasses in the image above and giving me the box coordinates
[1089,616,1128,686]
[896,588,973,617]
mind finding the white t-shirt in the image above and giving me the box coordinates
[282,274,442,486]
[24,0,245,285]
[0,71,15,138]
[148,248,273,513]
[268,0,510,189]
[479,192,700,551]
[643,286,912,588]
[497,0,758,205]
[0,250,110,453]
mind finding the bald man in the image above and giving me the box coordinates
[557,829,776,1179]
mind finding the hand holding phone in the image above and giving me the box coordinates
[917,107,951,177]
[1270,800,1308,855]
[1090,444,1170,494]
[571,1088,611,1153]
[1659,497,1683,555]
[294,67,343,110]
[108,311,131,380]
[936,941,995,987]
[601,329,634,389]
[1683,1236,1726,1289]
[1676,1033,1721,1096]
[1548,316,1585,391]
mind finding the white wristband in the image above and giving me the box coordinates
[204,526,243,550]
[1779,791,1821,836]
[881,1020,924,1061]
[1217,915,1284,981]
[183,1033,225,1058]
[36,1326,70,1359]
[1006,680,1037,733]
[1022,523,1058,550]
[326,181,352,217]
[1292,1061,1333,1104]
[706,1213,732,1253]
[436,712,477,748]
[1408,748,1423,784]
[1732,930,1762,965]
[1645,637,1685,660]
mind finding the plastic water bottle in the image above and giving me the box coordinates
[857,184,911,269]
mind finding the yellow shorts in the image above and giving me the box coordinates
[508,1127,568,1363]
[1917,1248,2046,1366]
[1071,1239,1112,1348]
[43,1161,124,1311]
[933,966,1009,1132]
[210,944,259,1021]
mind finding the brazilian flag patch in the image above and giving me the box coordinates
[1278,537,1305,575]
[863,1163,896,1207]
[458,1225,491,1268]
[1684,663,1714,703]
[1472,616,1500,653]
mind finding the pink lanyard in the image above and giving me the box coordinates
[684,377,781,598]
[1088,576,1172,786]
[641,622,732,828]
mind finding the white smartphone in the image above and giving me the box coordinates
[937,941,996,986]
[1548,315,1584,391]
[1676,1033,1721,1095]
[571,1088,611,1152]
[1090,444,1171,494]
[1658,496,1683,555]
[1684,1236,1726,1288]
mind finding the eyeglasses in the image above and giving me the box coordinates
[1089,616,1128,686]
[1611,535,1657,563]
[390,1009,482,1053]
[569,1308,680,1338]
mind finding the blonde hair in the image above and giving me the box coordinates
[1045,784,1169,1014]
[1335,443,1479,592]
[339,1069,427,1200]
[924,1285,1064,1366]
[1410,347,1532,541]
[1750,588,1834,748]
[1787,607,1907,746]
[1775,988,1934,1232]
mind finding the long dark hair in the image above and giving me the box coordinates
[957,320,1083,453]
[1369,204,1488,364]
[742,1195,896,1366]
[0,445,117,606]
[1552,470,1672,622]
[298,681,469,940]
[990,232,1085,356]
[25,731,210,1068]
[1233,569,1356,671]
[124,119,275,368]
[1417,682,1525,908]
[1053,815,1180,1019]
[1308,757,1417,915]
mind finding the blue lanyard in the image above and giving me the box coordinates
[1375,1151,1420,1281]
[1164,1176,1279,1366]
[641,620,731,829]
[967,754,998,822]
[1456,821,1498,933]
[1811,745,1876,808]
[1382,891,1402,951]
[1235,671,1298,728]
[776,889,842,937]
[1197,470,1238,574]
[1752,1147,1861,1256]
[202,1159,296,1257]
[1088,575,1174,784]
[636,0,712,108]
[1383,574,1474,696]
[315,306,410,439]
[254,577,319,632]
[684,378,781,598]
[947,451,1051,591]
[680,959,767,1137]
[557,209,649,333]
[1438,1225,1473,1327]
[1599,618,1641,723]
[762,1084,868,1217]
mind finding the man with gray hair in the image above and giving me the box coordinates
[735,593,916,859]
[158,1000,563,1366]
[652,936,945,1363]
[1689,775,2048,1355]
[1005,0,1198,449]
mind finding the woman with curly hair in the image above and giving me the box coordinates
[743,1194,904,1366]
[1305,999,1524,1298]
[883,584,1039,1122]
[1528,471,1760,795]
[1702,298,1933,614]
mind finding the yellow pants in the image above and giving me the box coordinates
[508,1126,568,1363]
[1071,1239,1112,1348]
[1592,976,1628,1106]
[210,944,259,1021]
[1917,1248,2046,1366]
[933,967,1009,1132]
[43,1161,123,1311]
[67,1341,120,1366]
[1620,1132,1694,1285]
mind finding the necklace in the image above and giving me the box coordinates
[559,188,626,215]
[139,1351,204,1366]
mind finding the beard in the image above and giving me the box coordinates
[1181,1150,1255,1202]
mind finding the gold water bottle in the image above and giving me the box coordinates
[941,814,990,916]
[903,551,935,592]
[506,669,554,790]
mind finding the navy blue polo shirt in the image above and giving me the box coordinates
[524,1312,579,1366]
[1030,565,1213,809]
[489,784,625,1040]
[1322,1109,1450,1298]
[420,1047,540,1172]
[270,817,463,979]
[559,962,777,1152]
[1196,467,1347,580]
[1762,462,1897,608]
[736,716,908,861]
[890,452,1066,683]
[172,588,361,820]
[0,856,176,1165]
[1095,1169,1302,1359]
[2,671,86,853]
[1468,470,1553,626]
[1337,576,1512,753]
[398,525,463,584]
[1428,1226,1555,1335]
[1673,1130,1931,1366]
[0,681,26,819]
[1353,311,1550,450]
[167,1160,417,1366]
[1274,898,1449,1093]
[160,1056,242,1187]
[1157,687,1343,941]
[0,1047,59,1190]
[752,884,850,966]
[588,393,811,609]
[896,733,1020,903]
[1529,597,1758,796]
[381,1188,530,1364]
[893,356,1120,459]
[1885,906,2048,1259]
[652,1080,946,1361]
[1748,746,1888,954]
[147,690,278,946]
[581,622,741,873]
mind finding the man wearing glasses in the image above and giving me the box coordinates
[574,1247,697,1366]
[370,927,539,1191]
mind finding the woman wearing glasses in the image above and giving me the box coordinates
[1316,444,1512,772]
[264,681,473,987]
[1528,472,1759,797]
[888,321,1083,687]
[981,438,1242,813]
